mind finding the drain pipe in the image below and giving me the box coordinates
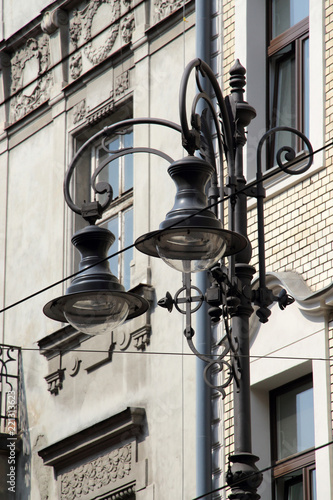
[195,1,212,498]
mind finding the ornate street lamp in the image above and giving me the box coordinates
[44,57,313,499]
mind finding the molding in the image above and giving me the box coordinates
[72,98,86,124]
[253,271,333,317]
[60,443,133,499]
[9,34,53,123]
[38,407,145,470]
[152,0,192,24]
[38,287,153,393]
[41,8,69,35]
[45,369,65,395]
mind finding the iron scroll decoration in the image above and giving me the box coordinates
[63,58,313,395]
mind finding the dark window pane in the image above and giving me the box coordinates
[272,0,309,38]
[275,470,303,500]
[271,45,296,164]
[105,216,119,279]
[310,469,316,500]
[273,46,296,129]
[97,136,120,202]
[124,131,133,192]
[276,380,314,460]
[303,37,309,138]
[123,208,133,290]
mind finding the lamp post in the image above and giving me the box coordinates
[43,58,313,499]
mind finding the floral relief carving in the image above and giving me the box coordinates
[60,444,132,499]
[70,0,121,67]
[10,35,53,121]
[121,14,135,44]
[153,0,186,23]
[70,52,83,80]
[115,70,129,96]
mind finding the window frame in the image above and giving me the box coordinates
[72,105,134,290]
[267,2,309,166]
[93,128,134,290]
[270,374,316,500]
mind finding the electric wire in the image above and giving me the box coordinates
[0,138,332,316]
[191,438,333,499]
[18,347,333,364]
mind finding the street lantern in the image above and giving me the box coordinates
[135,155,247,273]
[43,57,313,499]
[43,225,148,335]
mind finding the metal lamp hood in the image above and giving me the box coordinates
[135,156,247,272]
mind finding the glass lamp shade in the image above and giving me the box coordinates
[155,228,228,273]
[135,156,248,272]
[63,292,129,335]
[43,225,148,334]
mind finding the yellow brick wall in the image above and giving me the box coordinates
[222,0,235,482]
[222,0,333,486]
[247,167,333,290]
[222,0,235,95]
[325,0,333,445]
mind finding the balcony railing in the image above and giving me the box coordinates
[0,345,20,435]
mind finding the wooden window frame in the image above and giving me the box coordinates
[270,374,316,500]
[267,1,309,166]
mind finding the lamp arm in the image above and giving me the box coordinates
[64,117,182,221]
[179,58,235,165]
[254,126,313,321]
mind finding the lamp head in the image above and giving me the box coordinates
[135,156,247,272]
[44,225,148,334]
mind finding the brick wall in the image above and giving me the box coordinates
[221,0,333,490]
[222,0,236,488]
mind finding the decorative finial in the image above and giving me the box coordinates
[229,59,246,93]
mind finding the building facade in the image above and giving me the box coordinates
[0,1,332,499]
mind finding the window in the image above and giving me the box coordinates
[268,0,309,166]
[270,375,316,500]
[95,130,134,291]
[74,112,134,291]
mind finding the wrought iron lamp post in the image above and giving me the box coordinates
[43,58,313,499]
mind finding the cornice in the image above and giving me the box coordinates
[253,271,333,317]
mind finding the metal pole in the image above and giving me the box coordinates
[195,1,212,497]
[226,61,262,500]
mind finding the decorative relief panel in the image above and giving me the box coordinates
[115,70,129,97]
[153,0,188,23]
[68,0,135,81]
[10,35,53,122]
[60,444,132,499]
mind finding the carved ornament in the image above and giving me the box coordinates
[121,14,135,44]
[10,35,53,121]
[153,0,187,23]
[70,52,83,80]
[73,99,87,124]
[41,8,69,35]
[45,369,65,395]
[115,70,129,96]
[60,444,132,499]
[70,0,123,67]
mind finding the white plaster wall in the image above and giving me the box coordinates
[1,8,199,500]
[250,300,332,500]
[2,0,54,39]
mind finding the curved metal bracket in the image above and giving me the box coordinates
[158,273,240,397]
[255,126,313,321]
[64,117,182,222]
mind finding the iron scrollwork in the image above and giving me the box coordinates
[158,272,240,398]
[63,57,314,395]
[253,126,313,322]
